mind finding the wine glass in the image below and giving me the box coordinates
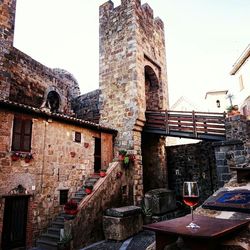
[183,181,200,229]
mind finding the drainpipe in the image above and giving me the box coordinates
[40,120,48,192]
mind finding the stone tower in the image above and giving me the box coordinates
[0,0,16,99]
[99,0,169,204]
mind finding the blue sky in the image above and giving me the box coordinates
[14,0,250,106]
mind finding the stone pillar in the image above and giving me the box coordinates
[0,0,16,99]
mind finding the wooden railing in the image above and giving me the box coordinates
[144,110,226,141]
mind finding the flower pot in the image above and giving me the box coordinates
[64,209,78,215]
[118,155,125,161]
[24,158,31,163]
[11,155,19,161]
[99,171,106,177]
[85,187,93,194]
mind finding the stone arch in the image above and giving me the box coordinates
[144,65,160,111]
[40,86,65,113]
[46,91,60,113]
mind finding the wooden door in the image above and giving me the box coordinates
[94,137,101,172]
[2,196,29,249]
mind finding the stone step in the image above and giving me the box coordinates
[47,227,61,236]
[40,233,60,242]
[36,239,58,250]
[59,213,76,220]
[84,181,96,186]
[75,191,86,197]
[55,216,65,223]
[51,221,64,229]
[71,197,83,203]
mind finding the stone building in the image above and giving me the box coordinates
[230,44,250,118]
[0,0,170,248]
[0,0,116,248]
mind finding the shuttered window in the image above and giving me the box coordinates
[12,116,32,152]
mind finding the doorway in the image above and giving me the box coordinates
[94,137,101,173]
[2,196,29,249]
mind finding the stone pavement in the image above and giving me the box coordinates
[80,230,155,250]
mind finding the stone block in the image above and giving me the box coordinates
[144,188,176,215]
[103,214,143,241]
[105,205,142,217]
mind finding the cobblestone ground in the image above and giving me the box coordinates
[81,230,155,250]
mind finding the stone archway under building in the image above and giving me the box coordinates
[142,65,167,193]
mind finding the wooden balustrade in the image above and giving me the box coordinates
[144,110,226,141]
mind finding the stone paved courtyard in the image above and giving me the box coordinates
[80,230,155,250]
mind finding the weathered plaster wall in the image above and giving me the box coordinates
[0,108,114,246]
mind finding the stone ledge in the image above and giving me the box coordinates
[105,205,142,217]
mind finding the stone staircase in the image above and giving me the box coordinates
[36,175,100,250]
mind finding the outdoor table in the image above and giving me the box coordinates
[143,214,249,250]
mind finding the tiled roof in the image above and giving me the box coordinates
[0,99,117,134]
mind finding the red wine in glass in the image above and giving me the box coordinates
[183,195,199,207]
[183,181,200,229]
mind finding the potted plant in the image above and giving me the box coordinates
[85,185,93,195]
[227,105,240,116]
[11,152,20,161]
[24,153,33,163]
[118,150,127,161]
[64,199,78,215]
[99,169,107,177]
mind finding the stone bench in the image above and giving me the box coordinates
[103,205,143,241]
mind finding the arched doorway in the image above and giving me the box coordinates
[46,91,60,113]
[144,65,160,111]
[142,66,167,193]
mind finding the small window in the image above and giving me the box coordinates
[12,116,32,152]
[74,132,81,143]
[239,75,244,91]
[216,100,220,108]
[60,190,69,205]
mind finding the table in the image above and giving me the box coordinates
[143,214,249,250]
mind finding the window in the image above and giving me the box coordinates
[74,132,81,143]
[216,100,220,108]
[12,116,32,152]
[59,190,69,205]
[239,75,244,91]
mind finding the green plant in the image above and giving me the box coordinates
[119,150,127,156]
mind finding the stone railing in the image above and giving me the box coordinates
[65,161,124,249]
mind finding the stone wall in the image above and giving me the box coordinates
[8,48,80,114]
[166,141,218,203]
[0,0,16,99]
[99,0,169,204]
[0,107,114,247]
[66,162,130,248]
[213,115,250,187]
[73,89,100,123]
